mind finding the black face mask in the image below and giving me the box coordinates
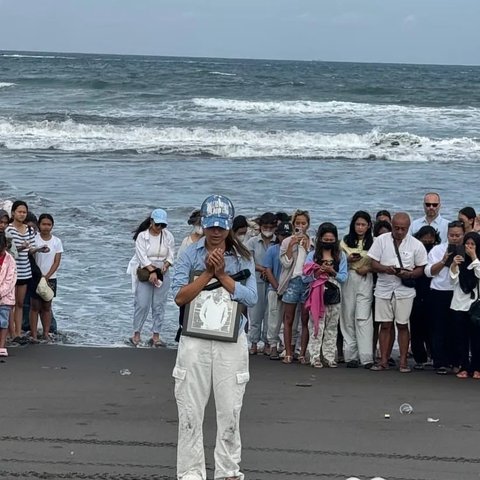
[424,243,435,252]
[320,241,335,250]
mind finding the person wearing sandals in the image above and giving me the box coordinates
[127,209,175,347]
[246,212,277,356]
[449,232,480,380]
[303,223,348,368]
[278,210,311,364]
[171,194,257,480]
[262,221,293,360]
[340,211,374,369]
[29,214,63,342]
[425,221,465,375]
[368,213,428,373]
[0,233,17,358]
[5,201,37,339]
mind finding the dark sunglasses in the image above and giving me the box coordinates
[153,222,166,228]
[425,203,439,207]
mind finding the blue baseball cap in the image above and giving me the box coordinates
[151,208,168,225]
[200,195,235,230]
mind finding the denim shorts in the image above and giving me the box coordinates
[0,305,11,329]
[282,276,308,304]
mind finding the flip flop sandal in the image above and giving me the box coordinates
[399,366,412,373]
[282,355,293,364]
[0,348,8,357]
[370,363,389,371]
[456,370,469,379]
[472,371,480,380]
[126,338,139,347]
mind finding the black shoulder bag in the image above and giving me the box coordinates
[392,238,416,289]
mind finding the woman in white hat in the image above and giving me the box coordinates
[127,209,175,347]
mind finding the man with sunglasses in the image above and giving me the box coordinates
[410,192,450,243]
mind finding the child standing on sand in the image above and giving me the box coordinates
[0,233,17,357]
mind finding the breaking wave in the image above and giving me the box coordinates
[0,118,478,162]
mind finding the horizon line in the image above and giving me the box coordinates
[1,48,479,69]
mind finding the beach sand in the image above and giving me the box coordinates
[1,345,479,480]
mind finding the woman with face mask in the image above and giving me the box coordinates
[177,209,203,259]
[245,212,277,355]
[410,226,441,370]
[127,209,175,347]
[303,222,348,368]
[232,215,249,244]
[340,211,374,368]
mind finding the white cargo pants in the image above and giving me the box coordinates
[173,332,250,480]
[340,270,374,365]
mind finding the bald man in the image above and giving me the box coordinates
[410,192,450,242]
[368,213,428,373]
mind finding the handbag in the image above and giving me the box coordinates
[137,267,163,282]
[392,238,416,288]
[324,280,341,305]
[469,283,480,326]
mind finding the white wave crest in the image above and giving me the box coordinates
[0,82,16,88]
[209,71,236,76]
[191,98,480,133]
[0,118,478,162]
[0,54,75,59]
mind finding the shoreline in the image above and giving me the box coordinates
[2,345,480,479]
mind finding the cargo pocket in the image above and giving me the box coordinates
[172,366,187,402]
[236,372,250,385]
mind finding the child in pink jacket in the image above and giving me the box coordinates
[0,233,17,357]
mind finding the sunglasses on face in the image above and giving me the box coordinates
[153,222,165,228]
[425,203,439,208]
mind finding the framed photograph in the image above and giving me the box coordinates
[182,271,242,342]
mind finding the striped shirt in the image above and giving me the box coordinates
[5,225,36,280]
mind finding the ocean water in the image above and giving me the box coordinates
[1,51,479,346]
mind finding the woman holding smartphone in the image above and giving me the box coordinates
[449,231,480,379]
[340,211,374,368]
[277,210,311,364]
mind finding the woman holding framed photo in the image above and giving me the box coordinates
[172,194,257,480]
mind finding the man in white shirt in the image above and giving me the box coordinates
[410,192,450,243]
[368,212,428,373]
[425,220,465,374]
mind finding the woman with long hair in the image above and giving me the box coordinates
[5,201,36,339]
[450,232,480,379]
[340,211,374,368]
[127,209,175,347]
[278,210,311,364]
[458,207,477,234]
[172,194,257,480]
[303,222,348,368]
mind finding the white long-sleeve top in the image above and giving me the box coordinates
[425,243,452,291]
[126,228,175,292]
[450,258,480,312]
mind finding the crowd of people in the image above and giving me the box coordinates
[0,200,63,358]
[129,192,480,379]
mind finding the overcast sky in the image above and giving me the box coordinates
[0,0,479,65]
